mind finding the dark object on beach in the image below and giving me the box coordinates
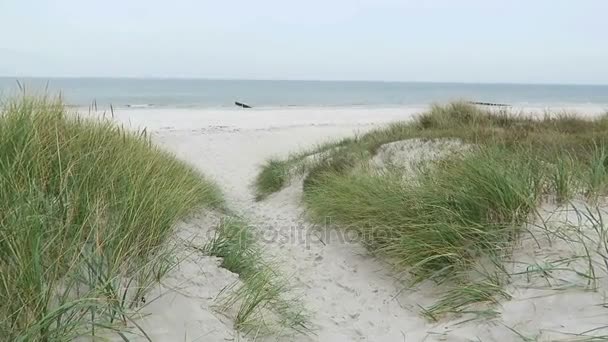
[468,101,511,107]
[235,101,252,108]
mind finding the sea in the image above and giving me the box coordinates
[1,77,607,110]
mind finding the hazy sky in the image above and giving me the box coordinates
[1,0,607,84]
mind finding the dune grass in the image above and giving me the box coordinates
[202,217,310,336]
[256,103,608,197]
[0,96,223,340]
[254,159,291,200]
[253,137,357,199]
[304,147,543,281]
[254,102,608,318]
[586,145,608,200]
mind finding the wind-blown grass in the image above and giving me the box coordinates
[253,137,356,200]
[0,96,222,340]
[304,147,542,281]
[421,279,511,320]
[203,217,310,336]
[550,154,580,203]
[254,159,291,200]
[586,145,608,200]
[254,102,608,318]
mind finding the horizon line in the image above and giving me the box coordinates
[1,75,607,87]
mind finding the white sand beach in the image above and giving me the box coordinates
[103,105,608,341]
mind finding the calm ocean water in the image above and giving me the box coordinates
[1,77,607,109]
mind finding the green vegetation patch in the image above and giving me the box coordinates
[202,217,310,336]
[0,96,222,340]
[254,102,608,318]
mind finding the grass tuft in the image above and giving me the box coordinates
[254,159,291,200]
[421,279,510,321]
[586,144,608,200]
[416,102,488,129]
[203,217,310,336]
[550,154,579,203]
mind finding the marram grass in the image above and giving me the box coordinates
[203,217,310,336]
[0,96,222,340]
[255,102,608,318]
[303,147,542,281]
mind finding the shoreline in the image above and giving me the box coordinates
[78,102,608,111]
[81,103,608,133]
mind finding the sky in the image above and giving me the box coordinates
[1,0,607,84]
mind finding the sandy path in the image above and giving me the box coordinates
[154,123,433,341]
[107,106,430,341]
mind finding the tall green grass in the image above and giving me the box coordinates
[586,145,608,200]
[0,96,222,340]
[304,148,542,281]
[550,154,579,203]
